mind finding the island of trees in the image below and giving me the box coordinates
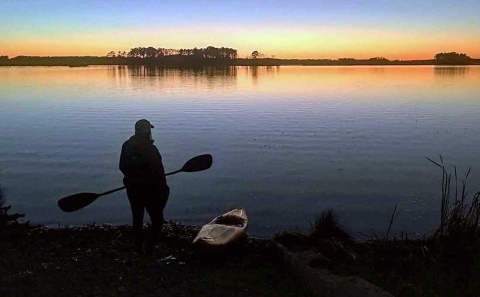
[0,47,478,67]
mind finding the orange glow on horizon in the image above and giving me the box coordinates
[1,26,479,60]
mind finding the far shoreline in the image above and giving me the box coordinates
[1,57,479,67]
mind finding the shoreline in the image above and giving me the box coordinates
[2,63,479,67]
[1,57,479,67]
[3,189,479,297]
[1,220,311,297]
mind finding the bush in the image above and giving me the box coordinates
[0,180,25,228]
[307,209,354,246]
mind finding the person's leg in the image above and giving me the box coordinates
[145,189,169,256]
[127,188,145,253]
[145,204,163,256]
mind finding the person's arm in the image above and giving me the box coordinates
[151,146,167,186]
[119,143,127,175]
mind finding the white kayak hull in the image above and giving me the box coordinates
[193,208,248,251]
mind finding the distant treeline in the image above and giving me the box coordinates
[111,46,238,59]
[434,52,474,65]
[0,48,478,66]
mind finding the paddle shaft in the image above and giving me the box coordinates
[98,169,181,198]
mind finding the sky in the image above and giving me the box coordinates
[1,0,479,59]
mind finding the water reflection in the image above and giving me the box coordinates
[120,66,238,78]
[368,67,386,75]
[245,66,278,85]
[1,65,479,102]
[434,66,469,77]
[108,65,286,91]
[1,65,480,237]
[107,66,239,91]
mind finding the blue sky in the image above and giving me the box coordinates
[1,0,479,58]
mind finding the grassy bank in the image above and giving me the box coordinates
[0,178,310,297]
[0,221,310,297]
[3,156,480,296]
[275,157,480,297]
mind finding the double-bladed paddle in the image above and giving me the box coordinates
[57,154,212,213]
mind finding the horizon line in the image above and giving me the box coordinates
[3,54,479,61]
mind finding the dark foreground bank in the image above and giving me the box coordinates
[0,221,311,297]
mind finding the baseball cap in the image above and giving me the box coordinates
[135,119,154,134]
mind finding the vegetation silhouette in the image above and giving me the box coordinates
[0,46,479,66]
[434,52,472,65]
[0,180,25,227]
[273,157,480,297]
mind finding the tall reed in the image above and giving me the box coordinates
[427,156,480,243]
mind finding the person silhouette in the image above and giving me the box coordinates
[119,119,170,256]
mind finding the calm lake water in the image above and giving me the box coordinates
[1,65,480,238]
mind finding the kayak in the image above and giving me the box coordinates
[193,208,248,251]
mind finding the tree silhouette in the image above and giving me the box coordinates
[145,47,157,58]
[4,47,476,66]
[122,46,237,61]
[369,57,389,62]
[434,52,472,65]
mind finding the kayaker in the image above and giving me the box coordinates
[119,119,170,256]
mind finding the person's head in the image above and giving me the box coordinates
[135,119,154,140]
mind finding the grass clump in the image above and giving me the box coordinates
[274,208,356,264]
[308,209,354,246]
[274,156,480,296]
[427,156,480,245]
[0,176,26,233]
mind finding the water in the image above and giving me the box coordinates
[1,65,480,238]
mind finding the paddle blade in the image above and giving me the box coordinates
[58,193,99,213]
[182,154,213,173]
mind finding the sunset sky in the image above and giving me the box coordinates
[1,0,479,59]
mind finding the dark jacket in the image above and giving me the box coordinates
[119,134,169,191]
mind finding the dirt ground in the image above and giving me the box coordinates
[0,221,311,297]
